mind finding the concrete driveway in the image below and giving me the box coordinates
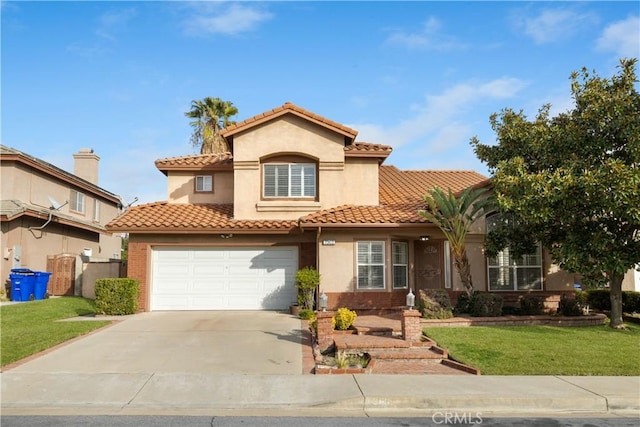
[7,311,304,375]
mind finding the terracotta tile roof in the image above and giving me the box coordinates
[154,143,392,174]
[299,166,489,227]
[379,166,490,206]
[155,153,233,174]
[299,204,426,226]
[344,143,392,161]
[220,102,358,140]
[106,202,299,233]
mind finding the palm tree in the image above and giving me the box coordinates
[419,186,489,297]
[185,97,238,154]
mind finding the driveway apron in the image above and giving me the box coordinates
[7,311,304,375]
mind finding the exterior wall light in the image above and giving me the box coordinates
[419,235,430,241]
[319,291,328,312]
[406,289,415,310]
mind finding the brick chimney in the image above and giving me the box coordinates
[73,148,100,185]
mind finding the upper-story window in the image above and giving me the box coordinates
[70,190,85,213]
[195,175,213,192]
[93,199,100,222]
[263,163,316,198]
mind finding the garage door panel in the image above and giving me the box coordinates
[193,264,225,275]
[151,247,297,310]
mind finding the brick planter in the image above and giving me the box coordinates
[314,355,375,374]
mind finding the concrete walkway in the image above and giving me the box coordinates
[1,311,639,417]
[2,373,639,417]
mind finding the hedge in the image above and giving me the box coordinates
[95,278,139,315]
[584,289,640,314]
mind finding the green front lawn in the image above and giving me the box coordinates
[1,297,110,367]
[425,323,640,375]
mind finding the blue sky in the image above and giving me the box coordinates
[2,1,638,206]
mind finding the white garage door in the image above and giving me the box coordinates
[151,246,298,310]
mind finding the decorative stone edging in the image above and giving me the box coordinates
[422,313,607,327]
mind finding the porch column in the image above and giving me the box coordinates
[316,311,335,352]
[401,309,422,342]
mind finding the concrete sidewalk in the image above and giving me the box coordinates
[2,373,639,417]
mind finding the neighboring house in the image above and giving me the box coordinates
[107,102,584,312]
[1,146,123,294]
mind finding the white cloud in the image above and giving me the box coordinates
[348,77,528,149]
[67,7,136,56]
[385,16,466,51]
[516,8,598,44]
[183,3,273,36]
[596,16,640,58]
[97,7,137,41]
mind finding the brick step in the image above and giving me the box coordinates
[371,359,474,375]
[353,326,396,337]
[369,347,447,360]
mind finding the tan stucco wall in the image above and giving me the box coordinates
[166,171,233,204]
[543,254,577,291]
[622,267,640,291]
[1,218,121,282]
[342,158,379,206]
[1,161,122,282]
[81,260,124,299]
[230,115,379,220]
[313,228,489,295]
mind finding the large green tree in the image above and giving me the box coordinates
[419,186,489,297]
[185,97,238,154]
[471,58,640,328]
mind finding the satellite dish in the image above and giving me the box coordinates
[48,196,68,211]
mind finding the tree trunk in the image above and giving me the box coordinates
[455,251,474,297]
[608,271,625,329]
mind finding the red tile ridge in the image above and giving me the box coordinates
[221,102,358,139]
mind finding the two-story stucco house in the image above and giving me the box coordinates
[1,146,123,294]
[107,102,591,312]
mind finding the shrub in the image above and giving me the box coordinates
[95,278,139,315]
[583,289,640,314]
[557,294,583,316]
[519,294,545,315]
[586,289,611,311]
[295,267,320,310]
[469,293,503,317]
[298,309,315,320]
[623,291,640,314]
[418,289,454,319]
[454,293,472,314]
[334,307,357,330]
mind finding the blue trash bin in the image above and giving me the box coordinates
[10,269,36,302]
[34,272,52,300]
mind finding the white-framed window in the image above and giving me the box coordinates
[357,241,385,289]
[488,245,543,291]
[444,240,452,289]
[70,190,85,213]
[486,213,543,291]
[195,175,213,192]
[263,163,316,198]
[392,241,408,289]
[93,199,100,222]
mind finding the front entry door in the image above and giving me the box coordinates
[414,240,444,291]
